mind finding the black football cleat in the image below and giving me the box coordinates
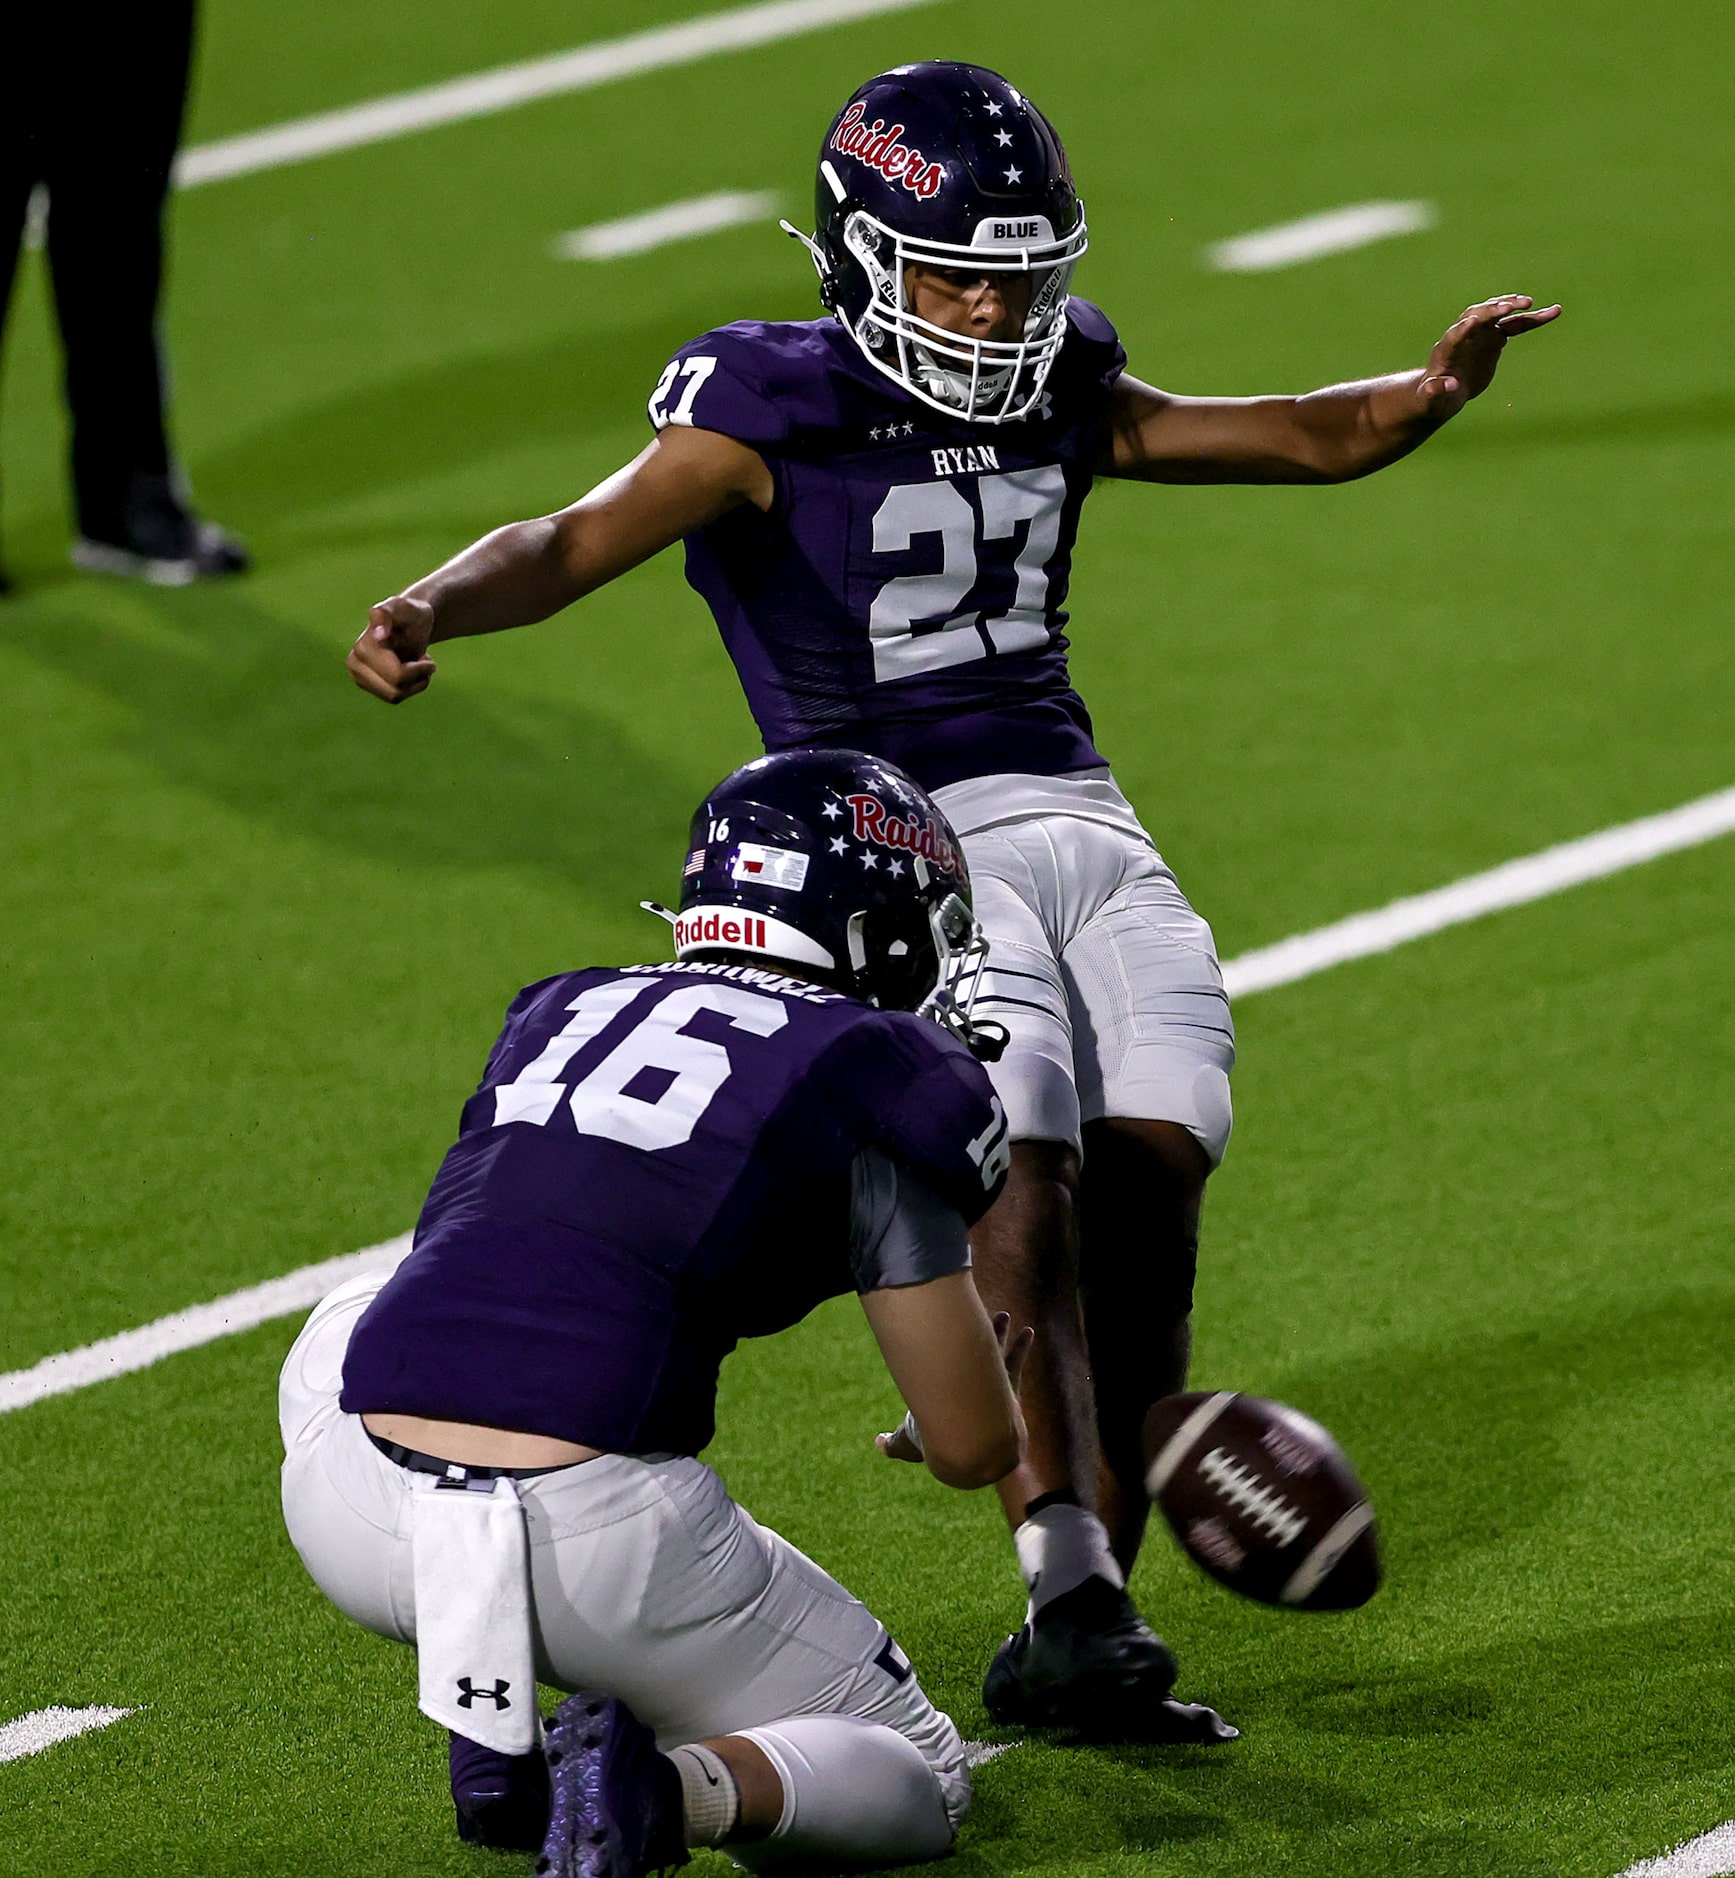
[536,1692,688,1878]
[71,473,249,587]
[450,1730,551,1851]
[982,1575,1238,1742]
[72,515,249,586]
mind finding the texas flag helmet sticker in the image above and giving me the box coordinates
[730,843,810,891]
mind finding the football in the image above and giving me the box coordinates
[1143,1392,1381,1610]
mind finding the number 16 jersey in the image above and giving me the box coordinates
[650,300,1128,793]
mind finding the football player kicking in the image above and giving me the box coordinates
[346,62,1560,1739]
[280,750,1042,1872]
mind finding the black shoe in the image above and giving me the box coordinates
[450,1730,550,1851]
[72,516,249,586]
[537,1692,688,1878]
[983,1575,1237,1742]
[71,472,248,586]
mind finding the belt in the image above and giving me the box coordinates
[367,1430,573,1483]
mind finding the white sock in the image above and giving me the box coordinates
[668,1743,739,1847]
[732,1716,957,1867]
[1014,1501,1124,1620]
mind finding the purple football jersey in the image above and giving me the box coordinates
[340,961,1008,1455]
[649,301,1128,791]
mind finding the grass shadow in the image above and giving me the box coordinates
[0,573,699,896]
[189,285,814,542]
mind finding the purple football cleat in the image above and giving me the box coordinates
[536,1693,688,1878]
[449,1729,550,1851]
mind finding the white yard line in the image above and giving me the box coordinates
[0,1236,411,1416]
[174,0,942,189]
[1,783,1732,1415]
[1615,1824,1735,1878]
[1220,784,1735,999]
[0,1707,138,1765]
[555,190,782,260]
[1206,200,1436,273]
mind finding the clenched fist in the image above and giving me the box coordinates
[348,593,438,704]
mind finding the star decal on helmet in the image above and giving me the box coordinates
[995,129,1014,147]
[1004,166,1023,183]
[887,858,906,878]
[821,798,843,818]
[984,98,1003,116]
[829,835,848,855]
[859,850,880,869]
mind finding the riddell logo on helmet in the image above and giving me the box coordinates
[675,912,771,951]
[846,795,962,875]
[829,104,945,200]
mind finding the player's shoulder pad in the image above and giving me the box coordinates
[481,968,580,1088]
[488,965,621,1064]
[501,964,614,1022]
[1056,296,1129,400]
[841,1009,1012,1224]
[648,319,848,448]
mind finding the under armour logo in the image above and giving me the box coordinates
[456,1677,512,1711]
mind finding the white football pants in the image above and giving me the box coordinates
[934,770,1236,1164]
[279,1273,967,1867]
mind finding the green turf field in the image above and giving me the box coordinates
[2,0,1733,1872]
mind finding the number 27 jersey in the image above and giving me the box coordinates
[649,301,1128,793]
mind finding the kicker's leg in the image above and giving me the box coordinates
[970,1140,1236,1738]
[1078,1115,1210,1575]
[966,1138,1099,1531]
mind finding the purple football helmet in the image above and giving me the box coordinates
[783,62,1090,424]
[649,749,1004,1058]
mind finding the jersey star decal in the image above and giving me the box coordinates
[898,421,916,437]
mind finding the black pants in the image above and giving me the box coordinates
[0,2,196,542]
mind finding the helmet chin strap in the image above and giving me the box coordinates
[780,220,829,277]
[911,344,1014,412]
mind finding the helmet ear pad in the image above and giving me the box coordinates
[851,899,942,1011]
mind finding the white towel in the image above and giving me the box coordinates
[411,1475,538,1755]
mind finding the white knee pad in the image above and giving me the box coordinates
[732,1715,961,1869]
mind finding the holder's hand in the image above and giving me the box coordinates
[876,1312,1033,1461]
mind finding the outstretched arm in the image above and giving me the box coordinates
[1102,293,1561,485]
[346,425,773,703]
